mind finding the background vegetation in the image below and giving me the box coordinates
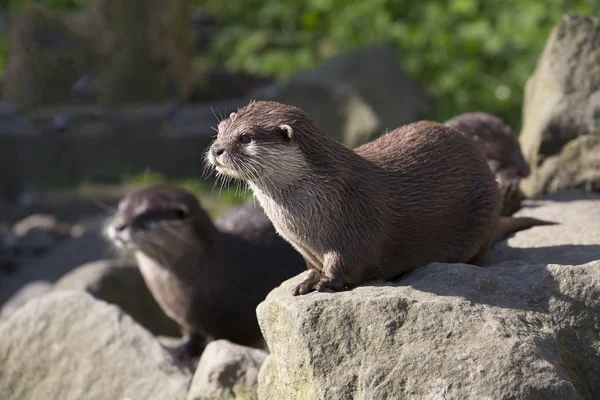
[1,0,599,130]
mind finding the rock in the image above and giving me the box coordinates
[188,340,268,400]
[54,259,180,337]
[8,214,73,257]
[0,100,246,189]
[188,66,272,103]
[519,14,600,197]
[523,135,600,196]
[257,192,600,399]
[487,190,600,268]
[0,291,191,400]
[251,44,431,148]
[83,0,195,105]
[0,215,122,306]
[0,280,52,321]
[2,5,88,107]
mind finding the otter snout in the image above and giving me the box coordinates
[208,142,226,167]
[211,144,225,158]
[106,220,132,248]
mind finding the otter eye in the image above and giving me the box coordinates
[135,209,188,230]
[174,208,188,219]
[239,132,252,144]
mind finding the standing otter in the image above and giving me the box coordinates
[206,101,554,296]
[105,184,304,359]
[444,112,530,216]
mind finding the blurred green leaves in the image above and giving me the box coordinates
[201,0,600,130]
[1,0,599,131]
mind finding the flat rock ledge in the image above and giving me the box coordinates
[257,192,600,400]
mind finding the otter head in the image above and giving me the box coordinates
[106,185,215,261]
[207,101,319,187]
[445,112,531,179]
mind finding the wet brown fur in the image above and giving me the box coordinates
[208,101,554,295]
[106,184,305,349]
[444,112,530,216]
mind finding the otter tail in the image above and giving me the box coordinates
[493,216,557,243]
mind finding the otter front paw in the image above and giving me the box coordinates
[314,277,346,293]
[293,280,317,296]
[292,270,321,296]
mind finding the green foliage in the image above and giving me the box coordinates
[202,0,600,129]
[2,0,599,130]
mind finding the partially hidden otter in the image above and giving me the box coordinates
[444,112,530,216]
[105,184,305,359]
[206,101,555,296]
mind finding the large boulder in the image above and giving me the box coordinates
[0,291,191,400]
[519,14,600,197]
[187,340,268,400]
[54,259,180,337]
[0,280,52,322]
[257,191,600,399]
[251,45,432,148]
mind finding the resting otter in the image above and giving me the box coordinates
[444,112,530,216]
[106,184,304,358]
[207,101,554,295]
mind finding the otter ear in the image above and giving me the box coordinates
[229,112,237,121]
[279,124,294,139]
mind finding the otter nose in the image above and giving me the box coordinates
[114,222,127,232]
[212,145,225,158]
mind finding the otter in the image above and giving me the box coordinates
[444,112,530,216]
[206,101,554,296]
[105,184,305,359]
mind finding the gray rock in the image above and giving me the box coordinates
[188,340,268,400]
[0,291,191,400]
[489,190,600,267]
[0,100,246,189]
[8,213,72,256]
[520,14,600,197]
[251,45,431,148]
[256,193,600,400]
[0,280,52,321]
[0,215,121,306]
[54,259,180,337]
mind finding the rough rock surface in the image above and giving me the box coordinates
[0,215,119,306]
[251,45,431,148]
[519,14,600,197]
[0,291,191,400]
[187,340,268,400]
[257,191,600,400]
[0,280,52,321]
[54,259,180,336]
